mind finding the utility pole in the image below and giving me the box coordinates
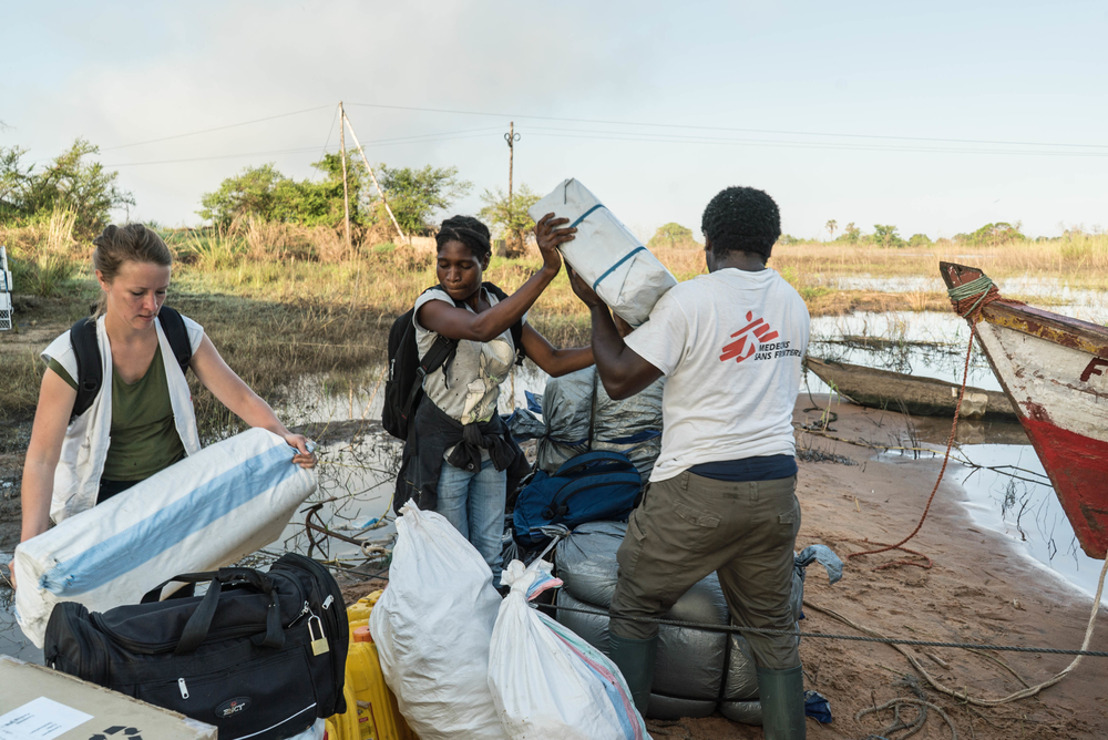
[504,122,520,254]
[343,113,405,242]
[338,102,351,251]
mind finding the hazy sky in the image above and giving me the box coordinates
[4,1,1106,241]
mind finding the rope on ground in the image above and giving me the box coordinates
[805,553,1108,707]
[857,695,958,740]
[848,273,1000,570]
[543,597,1108,657]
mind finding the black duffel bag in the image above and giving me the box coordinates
[44,552,348,740]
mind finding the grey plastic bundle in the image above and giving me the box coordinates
[553,521,841,723]
[533,367,664,481]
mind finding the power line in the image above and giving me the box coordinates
[347,101,1108,152]
[104,127,507,168]
[104,146,324,167]
[320,104,341,161]
[524,127,1108,158]
[100,105,334,151]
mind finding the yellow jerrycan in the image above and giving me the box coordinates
[325,591,415,740]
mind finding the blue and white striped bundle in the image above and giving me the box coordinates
[529,178,677,327]
[13,428,317,647]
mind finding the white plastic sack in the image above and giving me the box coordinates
[13,427,317,647]
[369,501,508,740]
[488,559,651,740]
[529,178,677,326]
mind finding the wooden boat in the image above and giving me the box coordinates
[804,356,1017,421]
[940,262,1108,559]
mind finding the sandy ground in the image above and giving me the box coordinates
[331,395,1107,740]
[748,396,1106,740]
[3,395,1106,739]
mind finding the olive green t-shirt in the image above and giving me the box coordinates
[49,347,187,481]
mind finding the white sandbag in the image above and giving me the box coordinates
[13,427,317,647]
[369,501,507,740]
[529,179,677,326]
[488,559,651,740]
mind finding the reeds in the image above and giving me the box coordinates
[1,208,84,297]
[2,219,1106,429]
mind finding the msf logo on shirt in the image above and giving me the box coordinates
[720,311,779,364]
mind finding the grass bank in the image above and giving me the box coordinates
[3,216,1106,436]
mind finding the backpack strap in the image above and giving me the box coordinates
[417,284,460,377]
[157,306,192,377]
[481,282,526,365]
[68,306,193,422]
[69,317,101,421]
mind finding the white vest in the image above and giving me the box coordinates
[41,314,204,522]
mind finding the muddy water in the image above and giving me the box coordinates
[807,293,1108,605]
[3,276,1105,661]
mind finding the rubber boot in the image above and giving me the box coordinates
[756,665,807,740]
[607,633,658,716]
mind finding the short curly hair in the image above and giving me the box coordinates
[700,186,781,260]
[436,215,492,261]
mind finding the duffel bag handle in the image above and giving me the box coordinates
[141,567,283,655]
[177,568,284,655]
[140,566,274,604]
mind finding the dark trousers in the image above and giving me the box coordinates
[609,471,802,670]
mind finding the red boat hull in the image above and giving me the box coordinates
[1021,419,1108,558]
[941,262,1108,559]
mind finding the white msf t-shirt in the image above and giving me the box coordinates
[623,267,810,482]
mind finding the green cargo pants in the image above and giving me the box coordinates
[609,470,802,670]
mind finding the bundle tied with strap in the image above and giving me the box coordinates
[529,178,677,327]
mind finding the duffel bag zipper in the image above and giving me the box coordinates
[178,677,190,699]
[91,612,268,654]
[273,553,347,712]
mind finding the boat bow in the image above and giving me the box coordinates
[940,262,1108,559]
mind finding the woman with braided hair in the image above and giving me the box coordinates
[395,213,593,581]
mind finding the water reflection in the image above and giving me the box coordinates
[3,290,1104,661]
[806,303,1107,605]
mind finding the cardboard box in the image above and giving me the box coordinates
[0,655,216,740]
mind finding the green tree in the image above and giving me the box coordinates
[838,222,861,243]
[198,155,369,229]
[825,219,837,241]
[907,233,932,247]
[0,139,134,236]
[962,222,1025,247]
[479,184,540,256]
[198,164,286,227]
[872,224,904,248]
[647,222,696,249]
[376,164,472,235]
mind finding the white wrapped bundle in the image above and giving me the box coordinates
[529,178,677,326]
[488,559,650,739]
[370,502,507,740]
[13,427,317,647]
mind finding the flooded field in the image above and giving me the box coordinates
[805,284,1108,605]
[2,273,1105,662]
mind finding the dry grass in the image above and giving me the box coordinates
[770,234,1108,289]
[3,220,1106,429]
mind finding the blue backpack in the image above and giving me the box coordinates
[512,450,643,548]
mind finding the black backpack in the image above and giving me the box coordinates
[69,306,192,421]
[382,283,523,440]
